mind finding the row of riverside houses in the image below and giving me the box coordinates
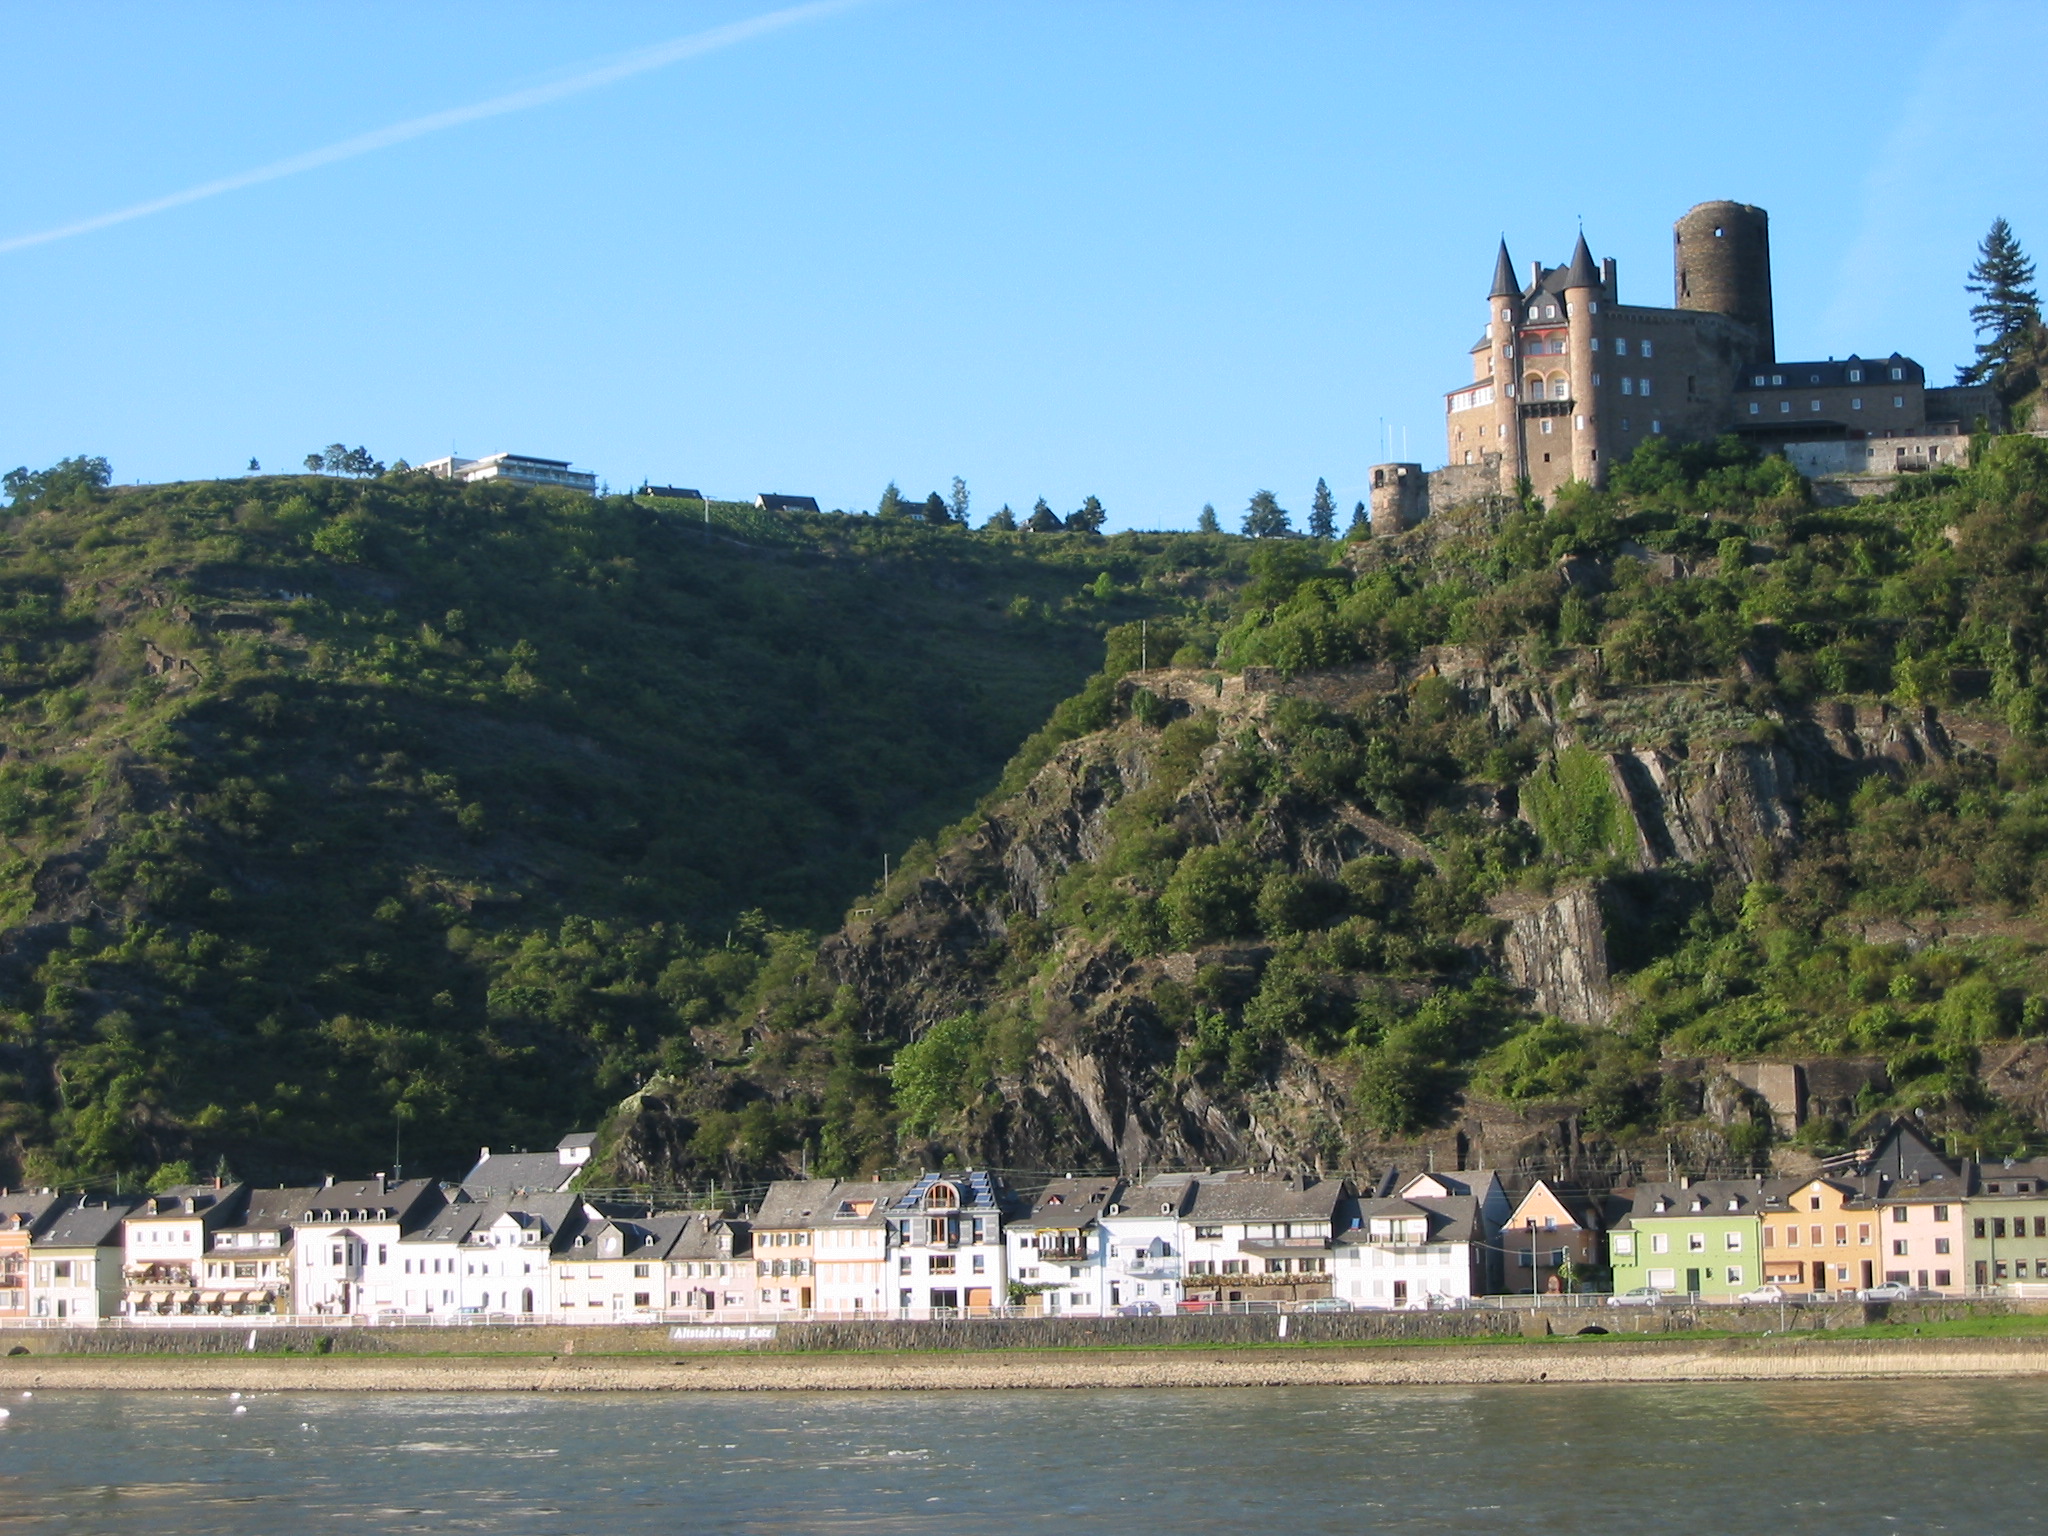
[1607,1120,2048,1300]
[2,1119,2043,1325]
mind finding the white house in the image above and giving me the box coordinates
[1098,1176,1193,1315]
[418,454,597,494]
[882,1171,1006,1315]
[1174,1172,1348,1308]
[1008,1176,1122,1315]
[122,1184,247,1317]
[1334,1193,1491,1309]
[289,1177,445,1317]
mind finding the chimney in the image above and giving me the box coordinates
[1601,256,1617,297]
[1529,259,1541,288]
[323,1175,334,1188]
[479,1147,491,1162]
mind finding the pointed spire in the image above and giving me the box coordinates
[1489,238,1519,299]
[1565,230,1598,290]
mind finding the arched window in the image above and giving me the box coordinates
[923,1183,960,1212]
[1524,374,1543,398]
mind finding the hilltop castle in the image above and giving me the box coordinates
[1368,200,1999,531]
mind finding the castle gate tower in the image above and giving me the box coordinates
[1487,240,1526,491]
[1563,231,1602,487]
[1674,201,1774,365]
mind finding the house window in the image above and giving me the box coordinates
[1935,1270,1952,1287]
[1858,1224,1871,1244]
[1834,1226,1848,1247]
[1893,1240,1909,1256]
[1849,368,1863,382]
[1687,1234,1706,1253]
[1974,1219,1987,1238]
[1890,366,1904,380]
[1933,1207,1949,1222]
[1725,1232,1743,1251]
[1895,1207,1911,1223]
[1613,1234,1634,1256]
[1852,398,1863,410]
[1725,1268,1742,1286]
[1935,1238,1950,1255]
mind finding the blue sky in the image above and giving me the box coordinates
[2,1,2040,531]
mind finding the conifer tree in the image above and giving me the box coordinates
[1348,500,1370,538]
[983,503,1017,531]
[1308,477,1336,538]
[1959,218,2041,385]
[1241,489,1291,538]
[1067,495,1106,534]
[1197,503,1220,534]
[949,477,970,523]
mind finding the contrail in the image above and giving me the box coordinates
[0,0,869,256]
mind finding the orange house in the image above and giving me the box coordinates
[1759,1178,1880,1295]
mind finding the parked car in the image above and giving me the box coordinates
[1606,1286,1666,1308]
[1856,1280,1921,1302]
[1114,1301,1161,1316]
[1736,1283,1789,1304]
[1296,1296,1353,1313]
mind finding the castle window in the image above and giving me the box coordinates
[1641,340,1653,358]
[1592,372,1601,386]
[1893,396,1904,408]
[1588,301,1599,314]
[1621,378,1633,396]
[1753,375,1767,386]
[1541,420,1553,435]
[1771,374,1784,385]
[1639,378,1651,397]
[1528,306,1539,321]
[1811,400,1821,411]
[1810,375,1821,384]
[1615,339,1630,357]
[1651,420,1662,434]
[1621,418,1631,432]
[1574,415,1585,430]
[1590,337,1600,351]
[1890,367,1904,380]
[1851,398,1863,410]
[1545,304,1556,319]
[1780,401,1791,413]
[1849,368,1863,382]
[1713,226,1724,237]
[1749,403,1760,415]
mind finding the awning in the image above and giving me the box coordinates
[201,1291,225,1306]
[124,1289,147,1305]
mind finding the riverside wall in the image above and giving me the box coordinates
[1,1297,2029,1358]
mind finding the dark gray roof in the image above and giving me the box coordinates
[1489,239,1519,299]
[1182,1175,1346,1225]
[886,1171,1002,1215]
[1337,1194,1483,1246]
[292,1177,441,1227]
[556,1132,597,1152]
[0,1190,65,1233]
[755,493,821,513]
[1973,1160,2048,1198]
[31,1195,140,1249]
[1011,1178,1123,1232]
[1612,1179,1794,1230]
[1565,231,1599,289]
[211,1186,321,1238]
[462,1151,579,1197]
[754,1179,909,1229]
[1734,354,1920,392]
[132,1183,245,1219]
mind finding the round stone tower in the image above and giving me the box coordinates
[1673,200,1774,364]
[1368,463,1426,535]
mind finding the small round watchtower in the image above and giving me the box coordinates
[1673,200,1774,365]
[1368,463,1426,535]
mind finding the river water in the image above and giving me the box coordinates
[0,1381,2038,1532]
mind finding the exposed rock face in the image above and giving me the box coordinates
[601,651,2008,1187]
[1492,883,1613,1025]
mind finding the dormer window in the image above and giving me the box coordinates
[1890,366,1904,381]
[1849,368,1862,382]
[1528,305,1539,320]
[1691,1197,1707,1212]
[1771,374,1783,385]
[1727,1198,1740,1213]
[1753,375,1766,386]
[1545,304,1556,319]
[923,1183,961,1213]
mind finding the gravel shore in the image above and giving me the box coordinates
[4,1335,2045,1392]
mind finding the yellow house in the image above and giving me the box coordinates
[1759,1177,1881,1295]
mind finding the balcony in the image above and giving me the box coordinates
[1124,1258,1181,1279]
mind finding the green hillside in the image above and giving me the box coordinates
[0,465,1246,1186]
[599,434,2048,1187]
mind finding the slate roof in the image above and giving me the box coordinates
[131,1184,246,1220]
[31,1195,140,1250]
[1181,1175,1346,1226]
[1337,1194,1484,1247]
[1733,354,1921,391]
[885,1170,1001,1215]
[462,1151,580,1197]
[1611,1179,1794,1229]
[1011,1177,1123,1232]
[755,493,821,514]
[753,1179,910,1230]
[0,1190,65,1234]
[292,1177,441,1227]
[1972,1160,2048,1198]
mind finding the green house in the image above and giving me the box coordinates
[1608,1180,1779,1299]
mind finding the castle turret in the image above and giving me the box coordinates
[1486,239,1525,492]
[1674,200,1774,365]
[1563,231,1602,487]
